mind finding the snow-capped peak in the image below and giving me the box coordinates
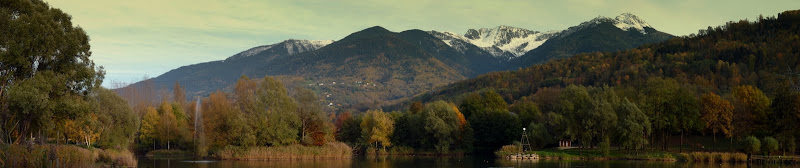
[581,13,651,34]
[227,39,334,60]
[282,39,334,55]
[431,25,556,58]
[228,44,275,60]
[613,13,651,34]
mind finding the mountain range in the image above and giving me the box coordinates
[118,13,674,111]
[398,9,800,113]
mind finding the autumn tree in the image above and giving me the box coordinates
[203,91,253,150]
[361,110,394,151]
[294,87,332,145]
[173,81,186,103]
[158,101,179,149]
[335,111,352,135]
[139,107,159,150]
[731,85,771,136]
[236,76,301,146]
[700,92,734,142]
[336,113,363,149]
[409,101,423,114]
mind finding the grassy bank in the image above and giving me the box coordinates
[676,152,748,163]
[0,144,136,167]
[496,145,676,161]
[496,145,752,163]
[215,142,352,160]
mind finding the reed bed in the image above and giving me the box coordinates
[98,149,137,167]
[677,152,748,163]
[216,142,352,160]
[0,144,137,168]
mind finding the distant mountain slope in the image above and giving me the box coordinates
[514,13,674,68]
[136,39,335,97]
[120,26,480,110]
[118,12,675,110]
[394,10,800,110]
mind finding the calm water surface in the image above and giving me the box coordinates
[137,155,779,168]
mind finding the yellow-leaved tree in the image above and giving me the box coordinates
[361,109,394,151]
[139,107,160,149]
[700,92,734,142]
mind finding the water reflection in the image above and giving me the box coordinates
[137,155,775,168]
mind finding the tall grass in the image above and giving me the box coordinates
[677,152,748,163]
[216,142,352,160]
[0,144,136,168]
[388,146,415,155]
[98,149,137,167]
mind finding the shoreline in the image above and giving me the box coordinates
[498,148,757,163]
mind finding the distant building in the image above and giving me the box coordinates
[559,140,572,148]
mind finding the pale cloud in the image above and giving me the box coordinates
[44,0,800,87]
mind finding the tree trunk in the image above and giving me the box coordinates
[730,137,733,151]
[713,132,717,143]
[663,132,668,151]
[680,132,684,153]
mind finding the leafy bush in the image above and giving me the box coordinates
[762,137,779,155]
[494,145,521,158]
[743,136,761,156]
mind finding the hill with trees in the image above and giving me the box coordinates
[118,14,674,112]
[394,9,800,153]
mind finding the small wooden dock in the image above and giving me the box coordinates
[751,155,800,164]
[507,153,539,160]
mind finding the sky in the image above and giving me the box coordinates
[45,0,800,88]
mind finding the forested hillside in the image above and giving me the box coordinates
[413,10,800,107]
[389,10,800,152]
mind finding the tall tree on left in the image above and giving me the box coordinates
[1,0,104,144]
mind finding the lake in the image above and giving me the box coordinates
[136,155,774,168]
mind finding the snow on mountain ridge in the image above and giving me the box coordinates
[428,13,654,60]
[227,39,333,60]
[228,44,275,60]
[433,25,554,58]
[580,13,651,34]
[613,13,651,34]
[428,30,477,54]
[283,39,334,55]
